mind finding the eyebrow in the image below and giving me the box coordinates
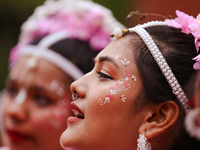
[98,56,119,68]
[6,77,58,93]
[6,77,17,85]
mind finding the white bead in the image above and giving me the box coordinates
[164,72,169,76]
[113,28,123,38]
[180,92,184,96]
[26,57,38,69]
[162,68,166,72]
[167,70,171,74]
[156,58,160,62]
[167,76,171,80]
[173,87,177,91]
[178,95,181,99]
[180,99,184,102]
[175,91,179,95]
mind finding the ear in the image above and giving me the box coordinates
[138,101,179,139]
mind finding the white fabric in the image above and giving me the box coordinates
[18,31,84,80]
[129,21,189,111]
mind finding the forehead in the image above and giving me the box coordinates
[10,56,67,83]
[97,36,134,61]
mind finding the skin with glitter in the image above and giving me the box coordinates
[98,53,137,105]
[60,35,143,150]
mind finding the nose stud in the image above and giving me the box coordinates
[72,92,79,101]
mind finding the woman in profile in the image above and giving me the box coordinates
[60,10,200,150]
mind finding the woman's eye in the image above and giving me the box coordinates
[6,86,17,98]
[33,94,52,107]
[97,71,114,80]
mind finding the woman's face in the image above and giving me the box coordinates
[60,36,145,150]
[1,56,73,150]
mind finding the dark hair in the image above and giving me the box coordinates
[31,37,99,77]
[127,26,200,149]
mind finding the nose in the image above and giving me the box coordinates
[70,74,89,100]
[2,94,28,125]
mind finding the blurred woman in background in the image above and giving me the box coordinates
[0,0,124,150]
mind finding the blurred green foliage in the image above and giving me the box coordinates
[0,0,136,90]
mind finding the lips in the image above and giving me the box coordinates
[6,129,32,142]
[67,102,84,123]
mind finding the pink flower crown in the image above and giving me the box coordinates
[165,10,200,70]
[10,0,124,63]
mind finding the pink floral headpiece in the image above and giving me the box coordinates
[9,0,124,64]
[165,10,200,70]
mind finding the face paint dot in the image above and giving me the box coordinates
[50,80,58,91]
[15,88,27,104]
[120,94,126,102]
[57,87,64,96]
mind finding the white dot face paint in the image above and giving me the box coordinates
[98,53,137,105]
[14,88,27,104]
[35,79,71,129]
[36,79,66,97]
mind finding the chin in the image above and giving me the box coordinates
[60,129,75,150]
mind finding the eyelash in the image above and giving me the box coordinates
[33,94,53,107]
[97,71,114,80]
[6,85,18,98]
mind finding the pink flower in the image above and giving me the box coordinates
[165,10,196,34]
[165,10,200,70]
[9,45,20,63]
[193,54,200,69]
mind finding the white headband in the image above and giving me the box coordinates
[18,31,84,80]
[112,21,190,111]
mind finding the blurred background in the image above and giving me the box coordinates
[0,0,199,91]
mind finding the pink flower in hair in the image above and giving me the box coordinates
[193,56,200,70]
[90,27,110,50]
[165,10,196,34]
[165,10,200,70]
[9,0,124,65]
[188,14,200,48]
[9,45,21,64]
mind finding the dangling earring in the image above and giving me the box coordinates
[137,134,151,150]
[185,108,200,141]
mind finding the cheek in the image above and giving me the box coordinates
[1,95,11,119]
[98,70,137,106]
[31,100,71,130]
